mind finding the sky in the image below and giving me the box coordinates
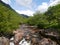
[1,0,60,16]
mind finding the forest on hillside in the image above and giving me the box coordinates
[0,1,27,38]
[27,4,60,33]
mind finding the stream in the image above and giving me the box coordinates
[10,38,31,45]
[9,24,60,45]
[10,24,32,45]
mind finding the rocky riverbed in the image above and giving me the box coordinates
[0,24,60,45]
[12,24,60,45]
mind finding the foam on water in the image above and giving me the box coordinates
[10,42,14,45]
[10,38,31,45]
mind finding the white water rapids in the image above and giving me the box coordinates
[10,38,31,45]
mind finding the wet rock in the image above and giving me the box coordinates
[0,37,10,45]
[13,30,24,45]
[31,37,40,45]
[39,38,58,45]
[13,24,60,45]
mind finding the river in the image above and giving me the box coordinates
[10,38,31,45]
[10,24,59,45]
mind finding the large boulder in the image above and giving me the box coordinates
[0,37,10,45]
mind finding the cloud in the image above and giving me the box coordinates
[2,0,60,16]
[15,0,33,9]
[16,10,34,16]
[2,0,34,9]
[1,0,34,16]
[36,0,60,13]
[49,0,60,6]
[37,2,48,13]
[2,0,11,4]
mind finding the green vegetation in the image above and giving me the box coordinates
[0,0,60,38]
[27,12,49,29]
[27,4,60,30]
[45,4,60,28]
[0,1,27,38]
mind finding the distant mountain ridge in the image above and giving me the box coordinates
[20,14,29,18]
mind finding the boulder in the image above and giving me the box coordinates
[0,37,10,45]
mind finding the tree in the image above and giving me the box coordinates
[27,12,49,29]
[0,1,26,38]
[27,4,60,29]
[45,4,60,28]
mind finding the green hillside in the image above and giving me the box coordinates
[0,0,26,38]
[27,4,60,30]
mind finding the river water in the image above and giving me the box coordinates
[10,38,31,45]
[10,24,33,45]
[10,24,59,45]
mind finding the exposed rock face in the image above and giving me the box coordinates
[0,37,10,45]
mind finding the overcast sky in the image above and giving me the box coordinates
[1,0,60,16]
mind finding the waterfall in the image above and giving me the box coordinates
[10,37,14,45]
[10,38,31,45]
[19,38,31,45]
[10,42,14,45]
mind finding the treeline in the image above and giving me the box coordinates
[0,1,27,38]
[26,4,60,31]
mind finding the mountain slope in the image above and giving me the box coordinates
[0,0,27,38]
[20,14,29,18]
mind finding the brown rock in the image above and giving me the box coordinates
[0,37,10,45]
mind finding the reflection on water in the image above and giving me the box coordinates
[10,38,31,45]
